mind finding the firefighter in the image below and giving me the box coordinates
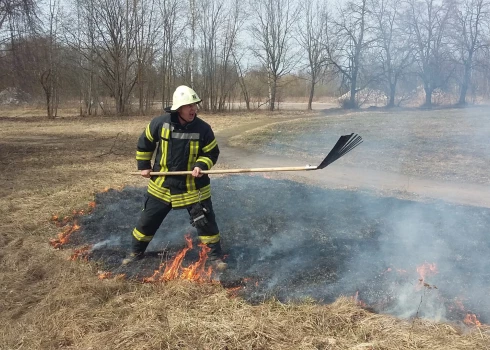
[122,85,227,271]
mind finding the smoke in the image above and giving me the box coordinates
[91,236,121,250]
[54,105,490,327]
[70,145,490,325]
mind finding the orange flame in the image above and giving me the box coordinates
[180,243,213,281]
[351,291,367,307]
[49,222,81,249]
[143,235,214,283]
[98,271,113,279]
[416,262,438,282]
[226,286,243,297]
[49,201,97,248]
[464,313,482,327]
[69,244,92,261]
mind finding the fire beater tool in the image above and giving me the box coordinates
[131,133,362,176]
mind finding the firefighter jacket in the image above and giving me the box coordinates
[135,112,219,208]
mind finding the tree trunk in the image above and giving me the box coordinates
[388,82,396,107]
[308,79,315,110]
[349,73,357,109]
[424,83,432,107]
[268,72,275,111]
[45,92,52,119]
[269,82,276,111]
[458,63,471,105]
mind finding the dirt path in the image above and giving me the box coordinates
[216,120,490,209]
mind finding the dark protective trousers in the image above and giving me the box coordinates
[131,195,222,257]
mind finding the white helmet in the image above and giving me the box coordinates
[170,85,201,111]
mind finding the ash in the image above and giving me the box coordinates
[67,175,490,324]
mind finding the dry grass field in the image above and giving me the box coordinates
[0,107,489,350]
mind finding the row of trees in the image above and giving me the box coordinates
[1,0,490,117]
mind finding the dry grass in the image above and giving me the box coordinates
[0,110,488,350]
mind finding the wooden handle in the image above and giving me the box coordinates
[130,165,318,176]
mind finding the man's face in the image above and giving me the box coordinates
[178,103,197,124]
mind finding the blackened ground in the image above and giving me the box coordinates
[66,175,490,324]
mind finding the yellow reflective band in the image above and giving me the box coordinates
[146,185,211,208]
[162,125,170,140]
[156,138,168,186]
[133,228,153,242]
[136,151,153,160]
[145,124,154,142]
[148,181,171,202]
[199,234,220,244]
[196,156,213,169]
[186,140,199,192]
[202,139,217,153]
[171,185,211,208]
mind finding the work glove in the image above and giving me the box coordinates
[189,202,209,228]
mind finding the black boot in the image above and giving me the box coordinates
[205,241,227,271]
[122,238,149,265]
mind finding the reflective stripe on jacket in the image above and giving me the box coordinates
[135,112,219,207]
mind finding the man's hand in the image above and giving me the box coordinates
[192,167,204,177]
[141,169,152,178]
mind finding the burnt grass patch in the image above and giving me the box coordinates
[64,175,490,324]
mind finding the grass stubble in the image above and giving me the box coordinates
[0,109,488,349]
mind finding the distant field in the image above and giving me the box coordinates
[229,107,490,185]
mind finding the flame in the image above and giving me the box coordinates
[180,243,213,281]
[416,262,438,283]
[49,222,81,249]
[351,291,367,307]
[49,201,97,248]
[69,244,92,261]
[98,271,113,279]
[464,313,482,327]
[143,235,214,283]
[226,286,243,297]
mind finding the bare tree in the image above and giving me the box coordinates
[0,0,37,35]
[216,0,242,110]
[189,0,196,87]
[66,0,101,116]
[452,0,490,105]
[327,0,373,109]
[160,0,183,108]
[0,0,38,89]
[249,0,299,111]
[405,0,453,107]
[134,0,160,114]
[369,0,413,107]
[83,0,139,115]
[233,50,252,110]
[297,0,330,110]
[195,0,242,112]
[197,0,225,111]
[38,0,61,119]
